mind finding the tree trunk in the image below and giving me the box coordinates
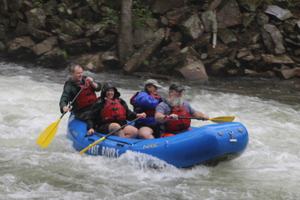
[118,0,133,65]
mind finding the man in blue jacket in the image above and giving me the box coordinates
[131,79,163,139]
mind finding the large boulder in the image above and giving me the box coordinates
[32,37,58,56]
[178,59,208,81]
[217,0,242,28]
[209,57,228,75]
[62,38,91,54]
[28,26,53,41]
[164,6,188,27]
[261,54,294,64]
[237,0,262,12]
[6,36,36,59]
[69,52,105,72]
[35,47,67,69]
[264,5,293,21]
[7,36,35,54]
[181,14,204,40]
[26,8,46,29]
[218,28,237,44]
[280,67,300,79]
[151,0,185,14]
[261,24,285,54]
[60,19,83,36]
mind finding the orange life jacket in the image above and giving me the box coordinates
[166,105,191,131]
[76,83,97,109]
[101,98,127,123]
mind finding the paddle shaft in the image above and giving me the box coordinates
[178,116,235,123]
[36,82,88,147]
[178,116,206,120]
[59,82,89,118]
[78,117,140,155]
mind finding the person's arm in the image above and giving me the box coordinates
[185,101,209,120]
[120,98,145,120]
[155,112,167,122]
[85,77,101,91]
[59,83,73,113]
[136,92,160,109]
[155,102,177,122]
[192,111,209,120]
[86,98,103,135]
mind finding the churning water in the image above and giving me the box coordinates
[1,60,300,199]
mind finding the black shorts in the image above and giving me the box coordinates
[96,121,127,134]
[134,123,161,138]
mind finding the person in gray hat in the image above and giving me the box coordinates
[130,79,164,139]
[155,82,209,137]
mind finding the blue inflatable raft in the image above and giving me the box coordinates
[67,114,249,168]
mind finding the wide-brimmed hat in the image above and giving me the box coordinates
[169,82,185,92]
[144,79,162,88]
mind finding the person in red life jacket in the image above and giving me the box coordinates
[86,83,146,138]
[155,82,209,137]
[131,79,164,139]
[59,64,101,122]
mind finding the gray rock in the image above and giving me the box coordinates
[261,24,285,54]
[178,60,208,81]
[181,14,204,40]
[216,0,242,28]
[265,5,293,21]
[32,37,58,56]
[26,8,46,29]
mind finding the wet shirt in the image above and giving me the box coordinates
[155,99,196,117]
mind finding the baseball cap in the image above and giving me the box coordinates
[144,79,162,88]
[169,82,185,92]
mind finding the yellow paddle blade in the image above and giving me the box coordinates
[209,116,235,123]
[36,118,61,148]
[78,136,106,155]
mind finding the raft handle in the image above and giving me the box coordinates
[228,131,237,143]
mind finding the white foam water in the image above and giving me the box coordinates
[1,61,300,199]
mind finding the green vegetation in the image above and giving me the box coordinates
[74,18,87,27]
[102,9,120,25]
[101,0,158,28]
[31,0,43,8]
[132,0,157,28]
[143,60,149,66]
[61,50,68,59]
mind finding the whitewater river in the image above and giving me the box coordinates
[1,60,300,199]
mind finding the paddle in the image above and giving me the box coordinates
[178,116,235,123]
[36,82,88,148]
[78,117,140,155]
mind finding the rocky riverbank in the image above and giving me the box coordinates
[0,0,300,81]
